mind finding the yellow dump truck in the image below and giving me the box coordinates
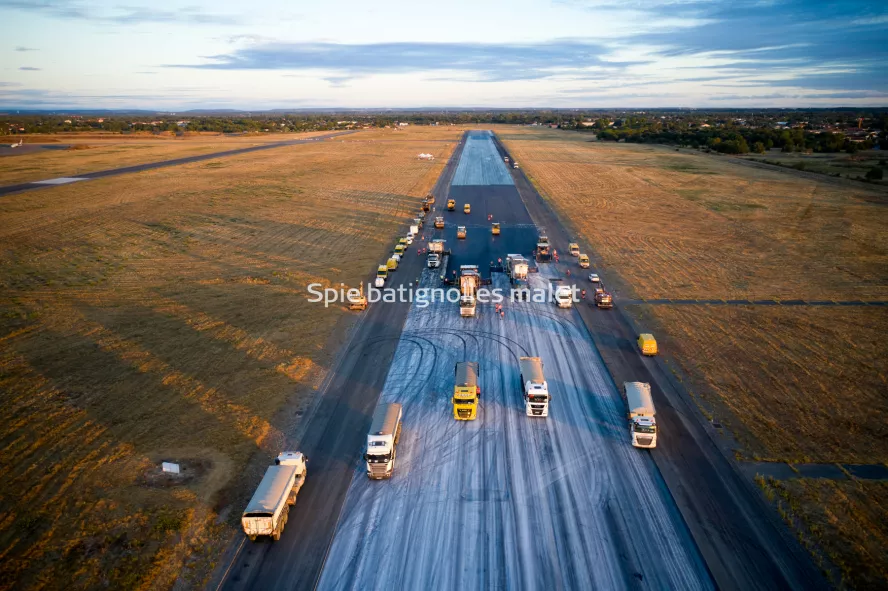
[638,333,658,356]
[453,361,480,420]
[569,243,580,256]
[457,226,467,239]
[447,199,456,211]
[578,254,590,268]
[492,222,501,235]
[463,203,471,214]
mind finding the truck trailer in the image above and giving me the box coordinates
[242,452,307,541]
[519,357,549,417]
[625,382,657,448]
[459,265,480,316]
[365,403,403,479]
[453,361,480,420]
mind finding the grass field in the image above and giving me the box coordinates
[0,128,456,589]
[740,150,888,185]
[0,131,331,185]
[503,127,888,589]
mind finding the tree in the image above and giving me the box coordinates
[865,167,883,180]
[753,141,766,154]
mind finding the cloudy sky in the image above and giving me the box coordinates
[1,0,886,109]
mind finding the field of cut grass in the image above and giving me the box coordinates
[758,477,888,590]
[741,150,888,185]
[0,129,456,590]
[0,131,331,185]
[503,127,888,586]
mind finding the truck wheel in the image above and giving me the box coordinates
[249,535,257,542]
[273,531,281,541]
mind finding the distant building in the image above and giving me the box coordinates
[397,122,409,127]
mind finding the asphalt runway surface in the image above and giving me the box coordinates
[493,134,828,590]
[0,132,353,197]
[315,131,712,590]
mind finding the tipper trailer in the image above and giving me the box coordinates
[365,403,403,479]
[242,452,307,541]
[519,357,549,417]
[625,382,657,448]
[453,361,480,420]
[459,265,480,316]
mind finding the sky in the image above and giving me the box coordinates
[0,0,887,109]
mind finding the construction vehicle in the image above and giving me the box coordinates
[578,254,590,268]
[536,231,552,262]
[414,217,423,230]
[459,265,480,316]
[457,225,467,239]
[348,284,368,310]
[447,199,456,211]
[426,193,435,205]
[427,253,441,268]
[463,203,471,214]
[242,452,307,541]
[453,361,480,420]
[589,273,600,283]
[504,156,510,163]
[625,382,657,448]
[638,333,658,356]
[519,357,549,417]
[364,403,403,479]
[428,238,448,254]
[375,265,387,288]
[386,257,399,271]
[506,254,529,286]
[569,243,580,257]
[553,283,573,308]
[491,222,501,235]
[595,289,613,309]
[409,223,419,236]
[434,216,445,229]
[422,201,430,212]
[513,162,519,169]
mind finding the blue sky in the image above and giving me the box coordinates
[1,0,886,109]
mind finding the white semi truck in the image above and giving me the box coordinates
[365,402,403,479]
[459,265,481,317]
[553,284,574,308]
[519,356,550,417]
[625,382,657,448]
[242,452,307,541]
[506,254,529,284]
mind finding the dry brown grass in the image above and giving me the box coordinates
[0,131,331,185]
[504,128,888,583]
[0,129,456,589]
[759,477,888,590]
[505,130,888,301]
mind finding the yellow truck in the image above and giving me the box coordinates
[638,333,658,356]
[569,243,580,256]
[348,284,367,310]
[434,216,445,229]
[375,265,388,288]
[394,244,406,256]
[457,226,467,239]
[578,254,590,268]
[453,361,480,420]
[386,257,399,271]
[447,199,456,211]
[463,203,471,214]
[492,222,501,235]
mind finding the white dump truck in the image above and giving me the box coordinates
[519,356,550,417]
[242,452,307,541]
[365,402,403,479]
[459,265,481,317]
[553,284,574,308]
[428,239,447,254]
[427,252,441,268]
[506,254,529,284]
[625,382,657,448]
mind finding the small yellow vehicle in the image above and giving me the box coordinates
[447,199,456,211]
[394,244,406,256]
[386,257,399,271]
[569,243,580,256]
[348,285,367,311]
[463,203,471,214]
[457,226,467,239]
[578,254,590,268]
[434,216,445,229]
[491,222,501,235]
[638,333,658,356]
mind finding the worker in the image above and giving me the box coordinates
[566,269,571,277]
[581,289,587,299]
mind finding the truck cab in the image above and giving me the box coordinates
[463,203,471,214]
[457,226,467,239]
[434,216,445,229]
[427,253,440,268]
[519,357,549,417]
[625,382,657,448]
[569,243,580,257]
[554,285,573,308]
[447,199,456,211]
[453,361,480,420]
[578,254,590,268]
[513,162,519,169]
[375,265,387,287]
[491,222,500,235]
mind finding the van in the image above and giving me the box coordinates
[569,243,580,256]
[638,333,658,356]
[376,265,388,288]
[394,244,406,256]
[386,257,398,271]
[578,254,590,268]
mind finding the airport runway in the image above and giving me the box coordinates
[0,131,353,197]
[314,131,712,590]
